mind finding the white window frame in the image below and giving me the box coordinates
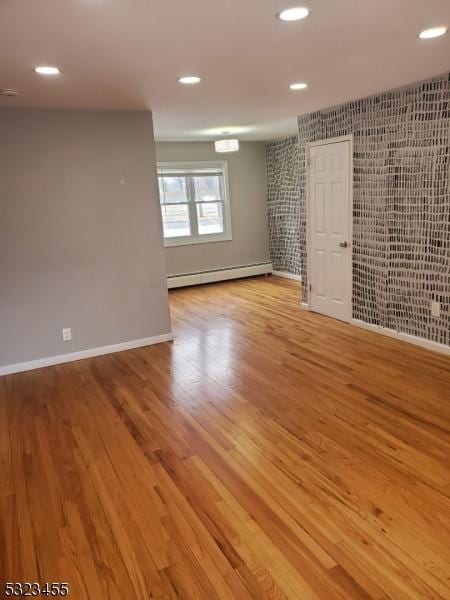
[157,161,233,248]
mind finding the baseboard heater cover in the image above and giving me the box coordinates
[167,262,273,289]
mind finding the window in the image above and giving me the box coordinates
[158,161,232,247]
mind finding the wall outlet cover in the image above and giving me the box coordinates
[62,328,72,341]
[431,301,441,318]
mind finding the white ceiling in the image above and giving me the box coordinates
[0,0,449,141]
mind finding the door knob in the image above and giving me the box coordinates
[339,241,349,248]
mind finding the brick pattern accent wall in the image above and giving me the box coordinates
[267,73,450,346]
[266,136,302,275]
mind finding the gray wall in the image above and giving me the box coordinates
[0,108,171,367]
[156,142,269,275]
[267,73,450,346]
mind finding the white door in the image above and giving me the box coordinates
[308,140,351,322]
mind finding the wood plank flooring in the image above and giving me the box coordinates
[1,275,450,599]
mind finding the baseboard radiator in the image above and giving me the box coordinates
[167,262,273,289]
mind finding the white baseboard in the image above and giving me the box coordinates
[0,333,174,377]
[350,319,450,356]
[300,302,310,310]
[272,271,303,282]
[168,262,273,289]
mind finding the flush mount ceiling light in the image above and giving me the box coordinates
[290,82,308,90]
[278,6,309,21]
[215,139,239,153]
[34,65,60,75]
[419,26,447,39]
[178,75,202,84]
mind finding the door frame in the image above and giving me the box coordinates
[305,134,354,321]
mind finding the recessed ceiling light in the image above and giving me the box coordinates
[278,7,309,21]
[34,66,60,76]
[178,76,202,85]
[0,88,19,97]
[290,82,308,90]
[203,126,250,136]
[419,26,447,39]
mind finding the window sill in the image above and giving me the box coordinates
[164,233,233,248]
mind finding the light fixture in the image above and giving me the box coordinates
[178,75,202,84]
[278,7,309,21]
[290,82,308,90]
[215,139,239,153]
[419,26,447,39]
[202,126,250,136]
[34,66,60,76]
[0,88,19,97]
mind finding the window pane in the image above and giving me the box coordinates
[197,202,224,235]
[158,178,165,204]
[161,204,191,238]
[159,176,188,204]
[193,175,222,203]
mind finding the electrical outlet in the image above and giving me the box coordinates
[62,328,72,341]
[431,301,441,318]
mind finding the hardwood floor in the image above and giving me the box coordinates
[1,275,450,599]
